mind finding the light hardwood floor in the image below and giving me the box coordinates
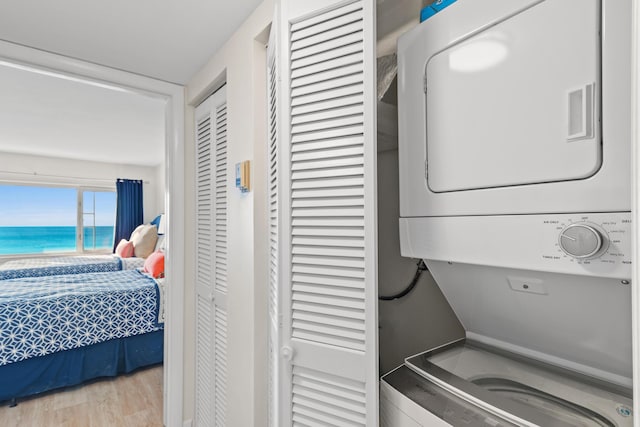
[0,365,163,427]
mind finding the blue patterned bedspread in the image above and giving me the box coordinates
[0,269,162,366]
[0,255,143,280]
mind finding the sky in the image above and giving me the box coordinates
[0,185,116,226]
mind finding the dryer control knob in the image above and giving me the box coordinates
[558,223,603,259]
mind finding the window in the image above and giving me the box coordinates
[0,184,116,256]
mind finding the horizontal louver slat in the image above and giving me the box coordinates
[292,245,364,258]
[291,93,362,118]
[291,155,364,172]
[291,186,363,199]
[292,226,364,238]
[291,74,363,99]
[292,234,365,246]
[292,301,365,322]
[292,265,364,281]
[293,282,364,301]
[292,103,363,125]
[292,84,363,108]
[291,124,364,144]
[291,136,364,155]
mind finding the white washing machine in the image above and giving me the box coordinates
[380,245,634,426]
[381,341,633,427]
[386,0,634,425]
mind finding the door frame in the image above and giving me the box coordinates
[0,40,185,426]
[632,0,640,419]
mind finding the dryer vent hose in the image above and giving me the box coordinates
[379,260,428,301]
[377,53,397,103]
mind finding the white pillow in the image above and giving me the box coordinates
[130,224,158,258]
[155,235,166,252]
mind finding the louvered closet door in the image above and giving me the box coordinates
[267,15,282,427]
[278,1,378,425]
[194,85,228,427]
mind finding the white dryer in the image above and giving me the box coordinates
[397,0,630,217]
[386,0,634,425]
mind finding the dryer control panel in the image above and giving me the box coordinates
[543,214,632,269]
[399,212,632,279]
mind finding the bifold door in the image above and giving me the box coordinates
[266,13,281,427]
[194,86,228,427]
[273,0,379,425]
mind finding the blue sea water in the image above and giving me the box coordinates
[0,226,114,255]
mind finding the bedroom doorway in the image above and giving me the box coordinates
[0,40,185,425]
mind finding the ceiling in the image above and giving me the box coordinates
[0,0,263,167]
[0,0,422,169]
[0,0,263,84]
[0,64,166,166]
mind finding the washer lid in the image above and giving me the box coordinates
[425,260,632,388]
[425,0,601,193]
[406,341,633,427]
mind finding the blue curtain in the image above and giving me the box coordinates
[113,179,144,250]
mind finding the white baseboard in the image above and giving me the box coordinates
[183,420,193,427]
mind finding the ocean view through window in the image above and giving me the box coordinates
[0,184,116,255]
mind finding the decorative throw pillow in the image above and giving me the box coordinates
[130,224,159,258]
[143,251,165,278]
[115,239,134,258]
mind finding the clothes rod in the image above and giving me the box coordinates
[0,171,150,184]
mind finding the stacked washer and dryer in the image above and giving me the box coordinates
[381,0,634,426]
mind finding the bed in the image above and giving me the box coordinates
[0,268,164,403]
[0,254,145,280]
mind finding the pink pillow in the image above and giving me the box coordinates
[143,251,165,278]
[115,239,134,258]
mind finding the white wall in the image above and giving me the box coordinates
[0,151,164,224]
[377,148,464,374]
[184,1,273,425]
[155,158,166,217]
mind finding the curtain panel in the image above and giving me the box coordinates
[113,179,143,250]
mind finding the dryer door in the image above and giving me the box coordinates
[425,0,600,193]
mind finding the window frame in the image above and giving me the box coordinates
[78,186,117,254]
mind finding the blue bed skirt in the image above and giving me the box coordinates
[0,330,164,403]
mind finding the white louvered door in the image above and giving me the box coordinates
[267,15,282,427]
[277,1,378,425]
[194,85,228,427]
